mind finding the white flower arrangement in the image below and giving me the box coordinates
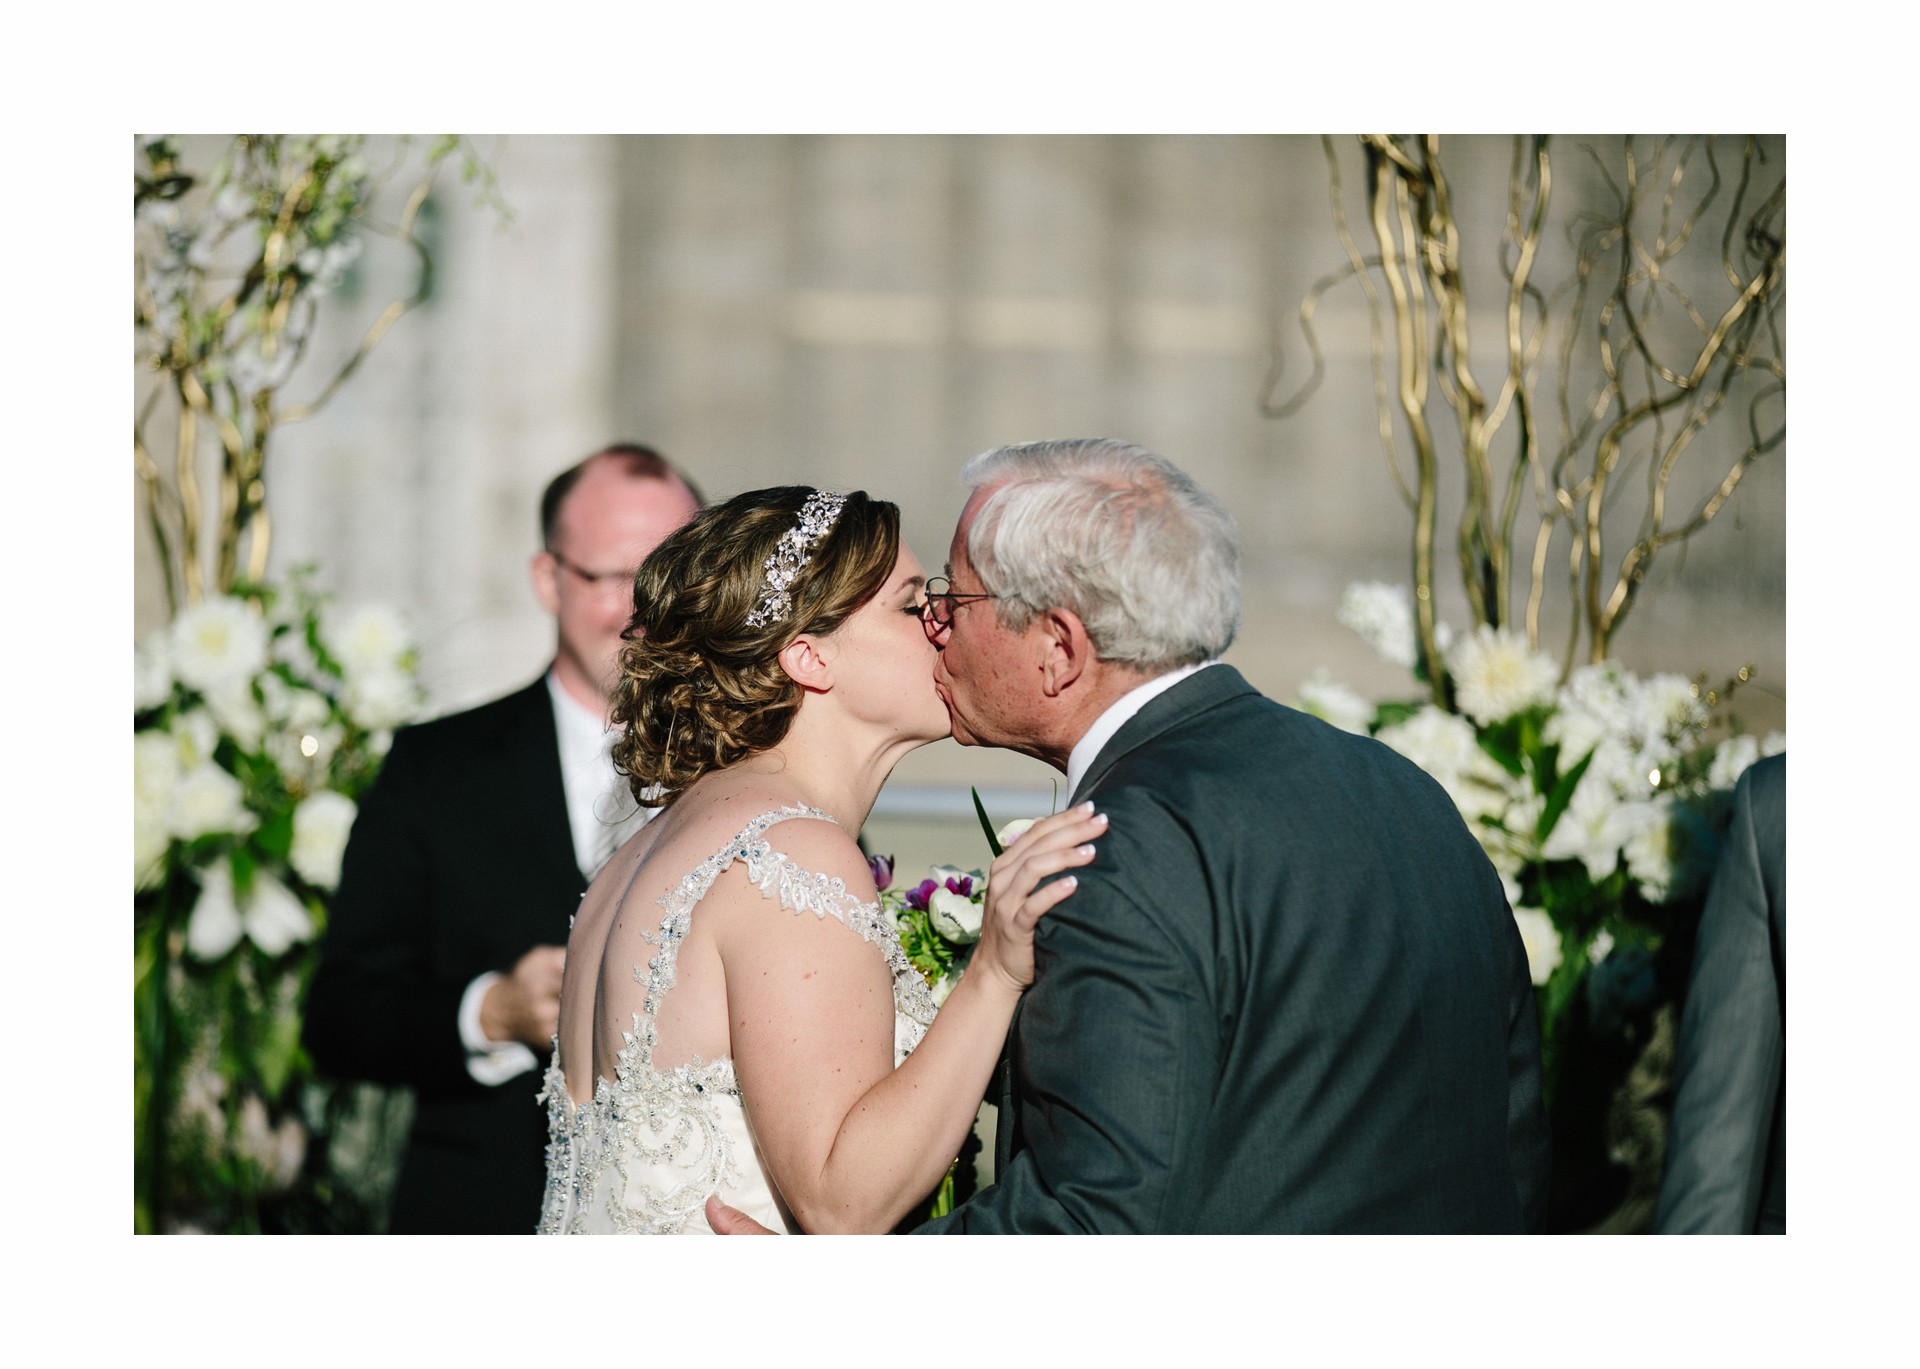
[135,573,418,955]
[135,572,421,1229]
[1300,580,1783,1041]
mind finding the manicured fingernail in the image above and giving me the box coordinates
[1078,844,1097,856]
[1060,875,1078,888]
[1078,801,1096,813]
[1092,812,1109,825]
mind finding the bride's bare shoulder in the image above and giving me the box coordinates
[663,779,869,894]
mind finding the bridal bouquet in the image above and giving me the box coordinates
[1299,583,1783,1087]
[134,570,422,1232]
[871,797,1039,1220]
[872,806,1040,1003]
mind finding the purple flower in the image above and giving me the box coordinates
[943,874,975,898]
[904,878,939,912]
[868,853,895,892]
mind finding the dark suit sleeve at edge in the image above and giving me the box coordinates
[301,734,486,1096]
[921,871,1207,1233]
[1654,765,1782,1232]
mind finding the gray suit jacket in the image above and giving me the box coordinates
[1656,752,1787,1233]
[924,665,1550,1232]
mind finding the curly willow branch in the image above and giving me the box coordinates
[1268,135,1784,676]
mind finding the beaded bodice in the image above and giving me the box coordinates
[537,806,936,1234]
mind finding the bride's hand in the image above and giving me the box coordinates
[968,802,1107,995]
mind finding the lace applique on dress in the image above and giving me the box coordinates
[537,805,935,1234]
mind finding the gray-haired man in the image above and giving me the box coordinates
[719,437,1550,1232]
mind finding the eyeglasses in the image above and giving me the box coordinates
[921,576,1000,629]
[550,550,639,593]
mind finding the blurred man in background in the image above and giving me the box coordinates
[305,443,702,1233]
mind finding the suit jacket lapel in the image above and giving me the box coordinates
[1068,664,1259,806]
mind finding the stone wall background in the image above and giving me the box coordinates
[135,134,1786,872]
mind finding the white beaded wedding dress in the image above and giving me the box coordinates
[537,806,937,1234]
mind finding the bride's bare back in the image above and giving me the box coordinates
[539,771,936,1234]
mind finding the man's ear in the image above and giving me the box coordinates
[1038,609,1090,698]
[777,633,837,694]
[531,551,561,616]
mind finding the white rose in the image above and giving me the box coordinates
[1511,907,1562,987]
[165,761,256,841]
[929,973,958,1008]
[169,596,269,696]
[995,818,1038,847]
[290,790,357,890]
[1760,731,1786,758]
[926,867,985,943]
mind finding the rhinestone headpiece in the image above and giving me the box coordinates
[745,489,848,628]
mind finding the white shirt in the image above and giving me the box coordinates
[457,672,657,1085]
[1065,661,1220,801]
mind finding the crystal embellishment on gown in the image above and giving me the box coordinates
[537,806,936,1234]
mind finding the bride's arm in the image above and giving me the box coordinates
[719,804,1106,1234]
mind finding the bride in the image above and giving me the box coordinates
[538,486,1105,1234]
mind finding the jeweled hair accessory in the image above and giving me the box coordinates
[745,489,848,628]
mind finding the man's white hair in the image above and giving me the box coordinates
[959,438,1241,672]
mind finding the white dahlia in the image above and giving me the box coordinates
[322,602,412,678]
[1338,582,1418,669]
[1447,625,1558,726]
[169,597,269,696]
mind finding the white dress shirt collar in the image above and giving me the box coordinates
[545,671,646,877]
[1065,660,1220,800]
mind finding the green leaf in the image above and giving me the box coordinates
[971,788,1003,858]
[256,1012,304,1100]
[229,845,257,897]
[1538,747,1595,843]
[254,806,294,861]
[1372,699,1425,731]
[1475,716,1526,777]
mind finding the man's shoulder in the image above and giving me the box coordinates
[387,676,553,762]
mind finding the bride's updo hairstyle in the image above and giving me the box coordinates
[611,485,900,807]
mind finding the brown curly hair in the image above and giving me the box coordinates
[610,486,901,807]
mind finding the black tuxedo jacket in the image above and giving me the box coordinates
[925,665,1551,1232]
[304,677,586,1233]
[1656,752,1786,1233]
